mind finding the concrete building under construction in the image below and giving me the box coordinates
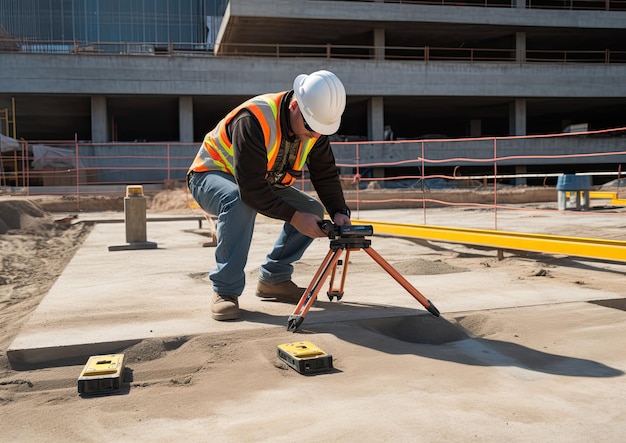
[1,0,626,186]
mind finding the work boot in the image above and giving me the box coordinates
[211,293,240,321]
[256,280,306,303]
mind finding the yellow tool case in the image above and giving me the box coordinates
[78,354,125,395]
[277,341,333,374]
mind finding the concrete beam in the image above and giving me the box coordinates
[3,54,626,98]
[226,0,626,30]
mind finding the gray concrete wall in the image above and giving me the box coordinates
[59,136,626,186]
[84,143,197,184]
[3,53,626,98]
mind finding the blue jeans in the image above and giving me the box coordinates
[188,171,324,296]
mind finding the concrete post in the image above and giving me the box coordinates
[125,185,147,243]
[108,185,158,250]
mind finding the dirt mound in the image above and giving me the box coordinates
[9,190,197,214]
[600,179,626,199]
[148,189,195,212]
[0,198,92,369]
[600,178,626,189]
[3,195,125,213]
[0,200,49,234]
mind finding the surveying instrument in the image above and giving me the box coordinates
[287,221,441,332]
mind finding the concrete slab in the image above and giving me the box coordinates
[7,207,626,369]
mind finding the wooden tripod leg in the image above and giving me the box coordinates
[288,248,344,331]
[363,247,440,317]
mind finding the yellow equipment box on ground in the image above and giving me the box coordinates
[78,354,125,395]
[277,341,333,374]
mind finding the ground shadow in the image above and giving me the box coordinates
[589,298,626,312]
[308,314,624,378]
[240,296,624,379]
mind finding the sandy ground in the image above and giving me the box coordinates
[1,190,626,442]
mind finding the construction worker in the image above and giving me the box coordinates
[188,70,352,321]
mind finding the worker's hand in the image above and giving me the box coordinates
[333,212,351,227]
[290,211,326,238]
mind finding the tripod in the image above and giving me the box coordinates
[287,224,440,332]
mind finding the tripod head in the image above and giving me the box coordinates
[318,220,373,240]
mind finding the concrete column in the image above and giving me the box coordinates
[470,119,482,137]
[91,95,108,143]
[509,98,527,136]
[179,96,194,142]
[367,96,385,182]
[509,98,527,186]
[514,165,527,186]
[515,0,525,8]
[373,28,385,61]
[516,32,526,63]
[368,96,384,141]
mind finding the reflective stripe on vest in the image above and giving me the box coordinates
[188,92,317,186]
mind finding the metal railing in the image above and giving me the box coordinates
[2,129,625,219]
[344,0,626,10]
[2,38,626,64]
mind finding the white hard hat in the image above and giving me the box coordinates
[293,70,346,135]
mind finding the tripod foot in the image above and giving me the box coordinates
[327,291,344,301]
[287,315,304,332]
[426,300,440,317]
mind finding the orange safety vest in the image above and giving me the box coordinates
[188,92,317,187]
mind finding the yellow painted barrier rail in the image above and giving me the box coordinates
[354,220,626,262]
[588,191,626,206]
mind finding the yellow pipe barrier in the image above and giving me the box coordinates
[589,191,617,200]
[353,220,626,262]
[587,191,625,206]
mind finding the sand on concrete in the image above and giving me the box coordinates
[1,190,626,443]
